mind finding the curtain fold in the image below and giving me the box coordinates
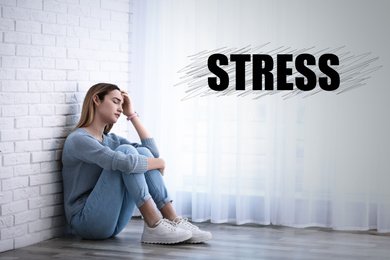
[130,0,390,232]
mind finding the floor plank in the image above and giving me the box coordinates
[1,217,390,260]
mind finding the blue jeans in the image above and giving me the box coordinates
[70,145,172,240]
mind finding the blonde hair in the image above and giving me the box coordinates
[73,83,120,135]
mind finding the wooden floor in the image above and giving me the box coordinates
[1,217,390,260]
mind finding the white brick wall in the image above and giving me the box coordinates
[0,0,132,252]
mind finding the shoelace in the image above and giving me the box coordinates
[171,217,199,230]
[155,218,177,231]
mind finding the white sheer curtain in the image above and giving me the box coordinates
[129,0,390,232]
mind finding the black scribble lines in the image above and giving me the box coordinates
[175,43,382,101]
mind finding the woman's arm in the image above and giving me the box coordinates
[120,90,164,175]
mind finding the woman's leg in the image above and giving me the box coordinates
[70,145,155,239]
[135,147,212,243]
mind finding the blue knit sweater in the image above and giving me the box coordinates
[61,128,159,222]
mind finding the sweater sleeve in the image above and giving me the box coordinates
[118,136,160,158]
[65,132,148,174]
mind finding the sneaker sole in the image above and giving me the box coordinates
[185,234,212,243]
[141,233,192,244]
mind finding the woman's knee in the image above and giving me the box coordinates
[136,147,154,157]
[115,144,138,154]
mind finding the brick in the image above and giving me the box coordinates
[79,60,99,71]
[15,21,41,33]
[13,186,40,201]
[43,46,66,58]
[100,61,120,71]
[31,151,55,163]
[29,104,55,116]
[55,104,79,115]
[80,17,100,29]
[0,142,14,154]
[40,161,61,173]
[0,93,15,104]
[111,31,128,43]
[2,176,29,191]
[67,71,89,81]
[29,128,53,139]
[41,182,63,195]
[102,0,130,12]
[68,4,90,17]
[1,105,28,117]
[80,38,100,50]
[14,209,39,225]
[54,193,63,204]
[0,0,16,6]
[30,10,56,23]
[15,117,42,128]
[0,129,28,141]
[0,69,16,80]
[16,45,43,56]
[40,205,64,218]
[0,118,14,129]
[29,172,61,187]
[14,226,65,249]
[80,0,98,6]
[29,218,52,233]
[42,24,67,36]
[29,81,54,92]
[28,195,54,209]
[0,191,13,205]
[101,20,128,33]
[14,93,41,104]
[0,43,16,55]
[66,115,79,125]
[0,18,15,31]
[0,216,14,229]
[17,0,42,10]
[101,41,120,52]
[1,224,28,240]
[16,69,41,80]
[65,93,84,103]
[32,34,56,46]
[2,153,30,166]
[1,200,28,215]
[111,11,130,22]
[52,215,66,227]
[30,57,55,69]
[40,93,65,104]
[2,56,28,68]
[42,70,66,81]
[4,32,31,44]
[67,48,94,60]
[56,36,79,48]
[43,1,67,14]
[0,239,14,253]
[55,59,78,70]
[2,81,28,92]
[66,26,89,38]
[14,163,40,176]
[0,166,14,179]
[42,116,67,127]
[89,29,108,41]
[42,139,65,150]
[2,7,29,21]
[91,8,110,19]
[55,82,77,92]
[57,14,79,26]
[15,140,42,152]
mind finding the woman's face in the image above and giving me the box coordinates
[96,89,123,124]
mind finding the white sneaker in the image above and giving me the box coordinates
[173,217,212,243]
[141,218,192,244]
